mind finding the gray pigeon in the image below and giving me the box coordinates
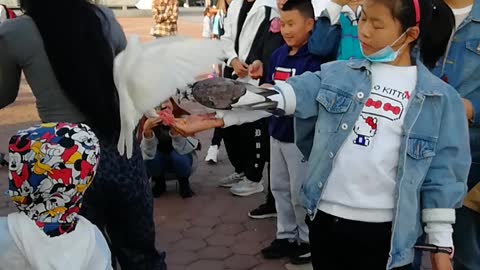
[192,77,279,111]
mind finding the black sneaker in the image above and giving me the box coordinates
[152,177,166,198]
[262,239,296,259]
[290,243,311,265]
[178,177,195,199]
[248,203,277,219]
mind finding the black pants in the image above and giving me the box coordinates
[211,127,223,147]
[307,211,412,270]
[223,118,270,182]
[265,162,275,206]
[81,140,166,270]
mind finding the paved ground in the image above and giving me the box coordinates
[0,15,432,270]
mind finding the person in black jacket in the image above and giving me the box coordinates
[218,0,283,203]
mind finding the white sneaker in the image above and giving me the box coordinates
[230,179,264,197]
[205,145,219,164]
[219,172,244,188]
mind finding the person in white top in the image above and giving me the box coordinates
[202,7,213,38]
[0,123,111,270]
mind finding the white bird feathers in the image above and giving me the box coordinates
[114,35,222,158]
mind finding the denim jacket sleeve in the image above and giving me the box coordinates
[421,87,471,224]
[308,16,342,58]
[285,71,322,119]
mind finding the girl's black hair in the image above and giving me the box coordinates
[20,0,121,142]
[377,0,455,68]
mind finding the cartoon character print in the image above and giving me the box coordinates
[353,115,378,147]
[7,122,100,234]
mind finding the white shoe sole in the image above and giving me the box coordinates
[230,185,264,197]
[218,182,236,188]
[247,212,277,219]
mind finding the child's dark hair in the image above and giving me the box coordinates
[281,0,315,20]
[375,0,454,68]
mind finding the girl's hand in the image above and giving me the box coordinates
[462,98,474,123]
[172,114,224,136]
[249,60,264,80]
[431,253,453,270]
[143,117,163,138]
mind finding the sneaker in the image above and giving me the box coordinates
[262,239,296,259]
[230,179,264,196]
[248,203,277,219]
[178,177,195,199]
[152,176,166,198]
[289,243,311,265]
[205,145,219,164]
[218,172,244,188]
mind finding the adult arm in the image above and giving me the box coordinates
[0,35,21,109]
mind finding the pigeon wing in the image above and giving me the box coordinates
[114,35,222,158]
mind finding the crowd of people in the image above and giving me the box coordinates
[0,0,479,269]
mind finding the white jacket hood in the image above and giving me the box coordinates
[7,213,100,270]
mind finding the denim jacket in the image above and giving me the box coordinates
[281,59,470,268]
[431,0,480,187]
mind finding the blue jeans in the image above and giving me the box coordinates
[453,207,480,270]
[145,150,193,179]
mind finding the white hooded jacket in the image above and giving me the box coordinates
[221,0,278,85]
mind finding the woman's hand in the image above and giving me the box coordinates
[249,60,263,80]
[431,253,453,270]
[143,117,163,139]
[172,114,224,137]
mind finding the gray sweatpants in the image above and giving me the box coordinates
[270,137,309,243]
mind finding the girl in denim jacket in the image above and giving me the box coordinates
[181,0,471,269]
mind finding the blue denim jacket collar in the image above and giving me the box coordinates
[470,0,480,22]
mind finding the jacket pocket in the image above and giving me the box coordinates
[316,87,352,113]
[466,39,480,56]
[406,136,437,160]
[315,86,353,132]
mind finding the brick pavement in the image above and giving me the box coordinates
[0,15,432,270]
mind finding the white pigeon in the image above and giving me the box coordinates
[113,35,222,158]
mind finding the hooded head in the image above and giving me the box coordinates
[8,123,100,237]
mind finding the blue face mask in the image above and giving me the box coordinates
[361,31,408,63]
